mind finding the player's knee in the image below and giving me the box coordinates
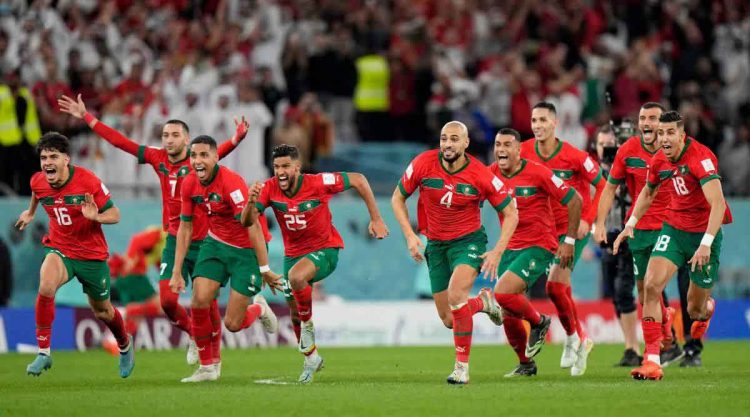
[223,317,243,333]
[37,283,57,298]
[288,274,306,291]
[643,278,662,298]
[687,303,705,320]
[441,316,453,329]
[93,307,114,322]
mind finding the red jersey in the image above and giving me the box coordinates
[490,160,576,252]
[125,227,166,275]
[180,165,254,249]
[31,165,113,261]
[608,136,671,231]
[92,121,237,239]
[257,172,349,257]
[646,137,732,232]
[399,150,512,241]
[521,139,603,235]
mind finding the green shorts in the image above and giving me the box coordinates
[628,229,661,280]
[159,234,203,282]
[425,227,487,294]
[282,248,340,300]
[193,237,262,297]
[650,223,723,289]
[498,246,555,287]
[552,233,590,269]
[45,247,111,301]
[113,274,157,304]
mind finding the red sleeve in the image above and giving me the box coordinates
[482,170,513,212]
[607,146,627,185]
[579,152,604,186]
[225,174,249,218]
[539,166,576,205]
[217,139,239,160]
[688,148,721,186]
[126,229,163,258]
[398,155,424,197]
[180,175,196,221]
[315,172,351,195]
[91,118,141,158]
[584,179,606,224]
[256,179,272,212]
[646,156,666,189]
[90,174,114,213]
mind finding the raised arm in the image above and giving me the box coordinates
[15,192,38,230]
[391,188,424,262]
[218,116,249,159]
[58,94,140,156]
[347,172,389,239]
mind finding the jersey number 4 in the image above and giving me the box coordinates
[284,214,307,231]
[53,207,72,225]
[440,191,453,208]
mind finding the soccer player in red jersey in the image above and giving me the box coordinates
[520,102,605,376]
[244,144,389,384]
[392,121,518,384]
[17,132,134,378]
[171,135,282,383]
[58,94,248,365]
[490,128,583,377]
[613,111,732,380]
[594,102,683,366]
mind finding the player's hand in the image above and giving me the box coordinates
[57,94,87,119]
[480,248,503,281]
[261,270,283,295]
[368,218,389,239]
[248,182,263,204]
[593,221,607,244]
[81,193,99,221]
[612,226,634,255]
[556,243,575,270]
[170,273,186,294]
[232,116,249,144]
[406,233,425,263]
[577,220,591,240]
[15,210,34,230]
[689,245,711,272]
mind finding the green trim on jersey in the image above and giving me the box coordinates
[201,164,220,186]
[608,175,624,185]
[639,135,658,155]
[288,174,304,198]
[398,180,410,197]
[98,200,114,213]
[56,165,75,189]
[493,195,512,212]
[341,172,351,190]
[501,159,528,179]
[591,168,603,185]
[552,169,574,180]
[271,200,289,212]
[180,214,192,222]
[515,186,538,197]
[535,139,563,162]
[625,157,648,168]
[421,178,444,189]
[438,152,471,175]
[137,145,147,164]
[560,188,576,205]
[699,174,721,186]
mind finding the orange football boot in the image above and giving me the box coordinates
[690,298,715,340]
[631,360,663,380]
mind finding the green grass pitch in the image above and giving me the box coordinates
[2,342,749,416]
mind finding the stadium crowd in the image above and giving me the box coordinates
[1,0,749,196]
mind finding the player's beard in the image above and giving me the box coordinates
[443,150,463,164]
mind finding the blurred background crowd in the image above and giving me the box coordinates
[1,0,749,197]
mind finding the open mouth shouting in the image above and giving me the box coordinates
[44,166,57,181]
[194,164,208,181]
[277,174,290,190]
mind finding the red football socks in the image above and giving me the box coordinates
[240,304,263,330]
[566,285,586,339]
[292,286,313,322]
[191,307,213,366]
[467,296,484,315]
[159,281,192,336]
[102,308,130,350]
[451,304,473,363]
[209,299,222,364]
[504,316,530,363]
[125,302,161,318]
[642,320,662,359]
[35,294,55,351]
[546,281,576,336]
[495,293,541,325]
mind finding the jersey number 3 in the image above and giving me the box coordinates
[284,214,307,231]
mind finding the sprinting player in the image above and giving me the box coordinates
[520,101,605,376]
[58,94,247,365]
[244,144,389,384]
[392,121,518,385]
[102,226,166,354]
[594,102,685,366]
[613,111,732,380]
[490,128,583,377]
[17,132,134,378]
[172,135,281,383]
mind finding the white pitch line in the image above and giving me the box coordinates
[254,378,296,385]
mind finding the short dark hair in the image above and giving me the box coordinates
[272,144,300,160]
[190,135,217,149]
[659,111,683,127]
[164,119,190,134]
[595,124,614,138]
[532,101,557,115]
[497,128,522,142]
[641,102,666,112]
[37,132,70,156]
